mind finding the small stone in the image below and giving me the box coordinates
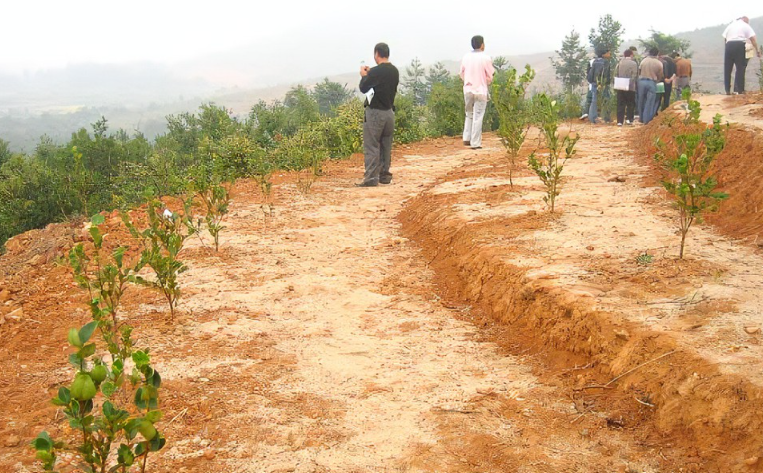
[744,456,759,466]
[203,450,216,460]
[615,330,630,340]
[744,326,761,335]
[580,429,589,438]
[5,435,20,447]
[287,285,295,292]
[0,289,10,303]
[527,210,537,216]
[586,246,595,251]
[6,307,24,321]
[608,176,626,183]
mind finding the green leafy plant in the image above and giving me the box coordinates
[528,95,580,212]
[636,251,653,266]
[197,183,231,251]
[123,201,188,319]
[34,215,165,473]
[654,98,728,259]
[69,214,138,360]
[33,330,165,473]
[492,65,535,188]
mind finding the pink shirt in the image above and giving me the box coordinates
[460,50,495,96]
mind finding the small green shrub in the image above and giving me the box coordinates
[35,214,165,473]
[492,66,535,188]
[426,76,465,137]
[654,97,728,258]
[393,94,426,144]
[123,201,188,319]
[198,183,231,252]
[528,95,580,212]
[69,214,140,359]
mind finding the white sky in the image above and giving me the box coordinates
[2,1,762,73]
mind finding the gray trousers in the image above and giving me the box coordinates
[363,108,395,184]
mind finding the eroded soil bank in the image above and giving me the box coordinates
[400,102,763,472]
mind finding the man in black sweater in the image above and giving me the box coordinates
[357,43,399,187]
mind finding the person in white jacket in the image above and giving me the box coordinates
[460,35,495,149]
[723,16,761,94]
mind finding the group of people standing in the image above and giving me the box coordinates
[585,46,694,126]
[356,16,761,186]
[583,15,760,127]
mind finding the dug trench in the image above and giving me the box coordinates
[400,105,763,472]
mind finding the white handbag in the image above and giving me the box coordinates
[614,77,630,91]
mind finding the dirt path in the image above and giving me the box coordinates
[698,94,763,128]
[124,138,670,472]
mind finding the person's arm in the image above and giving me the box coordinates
[459,59,466,81]
[752,35,761,57]
[359,67,378,94]
[485,58,496,85]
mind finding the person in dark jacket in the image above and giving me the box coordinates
[659,53,677,111]
[357,43,399,187]
[587,47,611,124]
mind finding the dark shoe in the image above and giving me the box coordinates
[355,181,378,187]
[471,146,482,150]
[379,180,392,185]
[463,141,471,146]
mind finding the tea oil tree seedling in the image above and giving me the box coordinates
[654,98,728,259]
[528,95,579,212]
[181,195,208,248]
[69,214,139,359]
[123,200,188,319]
[198,183,231,252]
[492,65,535,188]
[33,324,166,473]
[35,219,166,472]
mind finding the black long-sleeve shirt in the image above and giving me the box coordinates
[359,62,399,111]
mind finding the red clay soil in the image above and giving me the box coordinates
[399,149,763,472]
[633,109,763,246]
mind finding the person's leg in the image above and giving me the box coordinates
[733,43,747,93]
[581,88,592,118]
[654,93,663,117]
[616,90,626,124]
[470,95,488,148]
[662,83,672,110]
[724,42,734,94]
[379,110,395,183]
[602,87,612,123]
[626,91,636,123]
[642,82,657,124]
[361,109,383,185]
[463,92,474,144]
[637,80,646,121]
[589,85,598,123]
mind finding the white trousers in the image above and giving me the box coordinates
[463,92,488,148]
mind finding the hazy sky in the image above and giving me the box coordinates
[2,1,762,74]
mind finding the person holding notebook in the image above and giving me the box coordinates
[357,42,399,187]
